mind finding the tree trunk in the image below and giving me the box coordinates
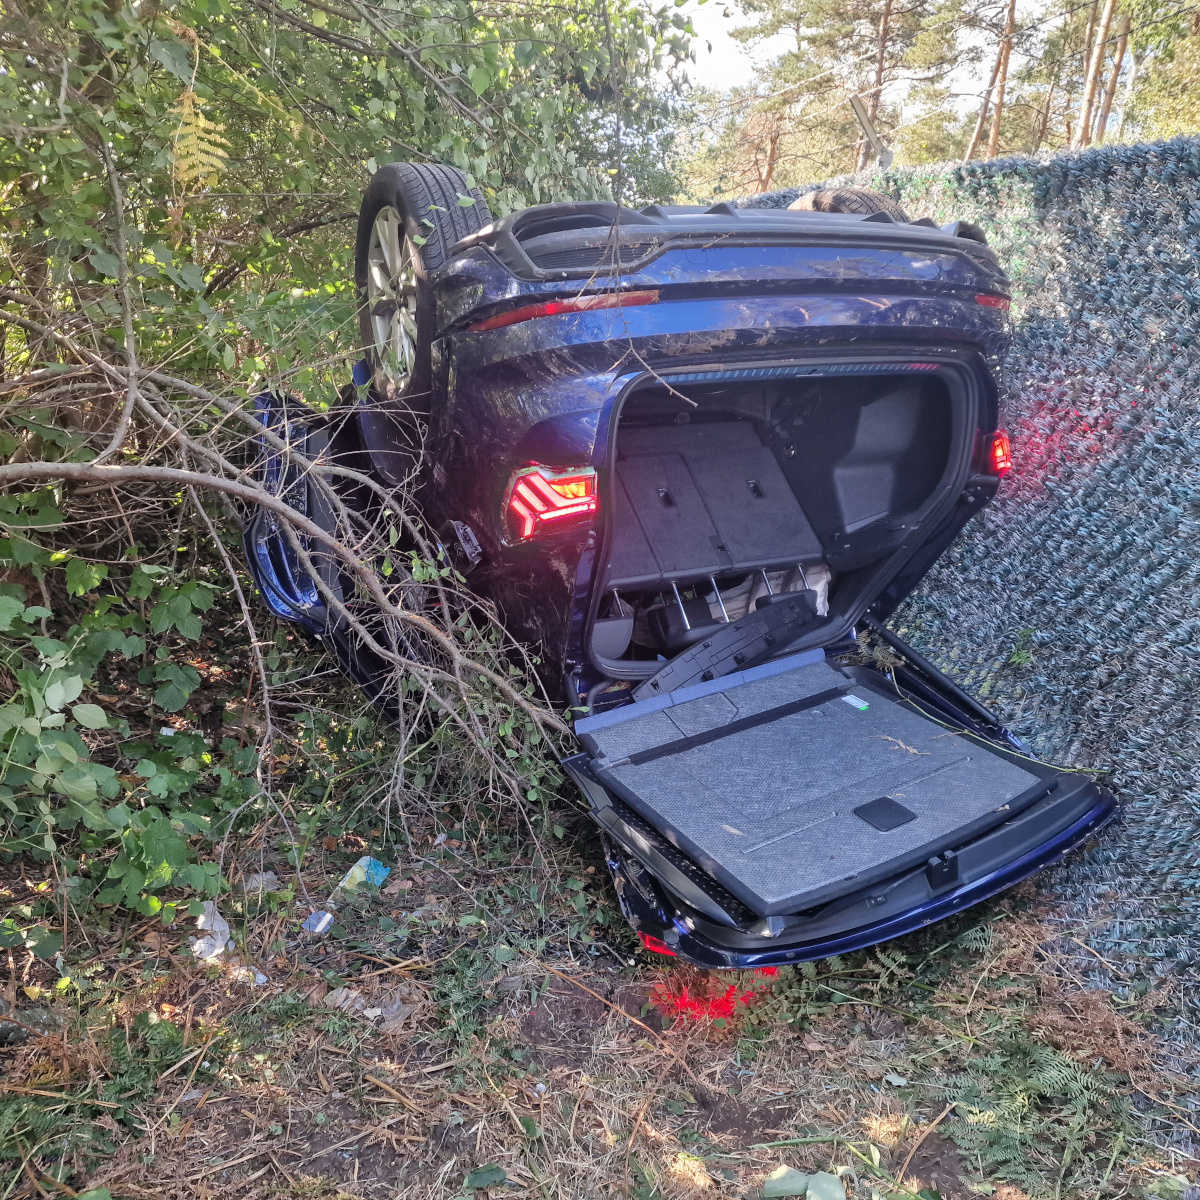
[1076,0,1118,146]
[758,130,781,192]
[986,0,1017,160]
[963,28,1005,161]
[1080,0,1100,79]
[1095,13,1129,143]
[859,0,893,170]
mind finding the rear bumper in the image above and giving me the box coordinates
[607,787,1117,968]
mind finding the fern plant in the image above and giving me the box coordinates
[171,88,230,190]
[933,1034,1130,1196]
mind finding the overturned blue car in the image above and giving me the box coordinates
[245,162,1115,968]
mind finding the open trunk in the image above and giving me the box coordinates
[575,363,1058,923]
[588,366,969,686]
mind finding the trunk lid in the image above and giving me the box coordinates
[575,653,1046,917]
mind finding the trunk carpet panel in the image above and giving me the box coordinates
[605,420,824,589]
[584,660,1040,915]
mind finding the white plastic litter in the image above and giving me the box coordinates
[229,963,269,987]
[190,901,233,960]
[324,986,366,1013]
[239,871,281,894]
[333,856,390,893]
[377,994,418,1033]
[302,911,334,934]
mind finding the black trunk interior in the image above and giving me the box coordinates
[590,371,962,677]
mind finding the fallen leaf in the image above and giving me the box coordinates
[763,1165,810,1198]
[802,1036,825,1052]
[382,877,413,896]
[807,1172,846,1200]
[465,1164,507,1188]
[321,836,338,851]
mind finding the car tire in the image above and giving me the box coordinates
[355,161,492,409]
[789,187,910,222]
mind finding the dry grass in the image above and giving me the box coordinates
[3,870,1197,1200]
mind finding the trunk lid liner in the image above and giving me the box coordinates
[578,658,1040,916]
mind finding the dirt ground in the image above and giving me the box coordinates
[2,855,1197,1200]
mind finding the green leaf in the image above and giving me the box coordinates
[27,927,64,959]
[0,595,25,629]
[464,1164,507,1188]
[43,676,83,712]
[762,1167,811,1198]
[0,918,27,948]
[9,537,48,566]
[65,558,108,596]
[155,681,189,712]
[71,703,109,729]
[469,64,492,94]
[804,1173,845,1200]
[149,37,193,82]
[88,248,120,278]
[56,767,98,802]
[128,563,168,599]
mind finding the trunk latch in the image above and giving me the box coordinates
[926,850,960,890]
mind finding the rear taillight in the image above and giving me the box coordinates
[989,430,1013,477]
[468,289,659,333]
[637,931,678,956]
[975,292,1011,310]
[505,465,598,541]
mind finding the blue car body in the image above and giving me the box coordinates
[245,201,1115,967]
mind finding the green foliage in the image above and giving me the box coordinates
[934,1037,1130,1196]
[0,543,259,920]
[1,0,691,401]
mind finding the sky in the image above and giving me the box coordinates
[675,0,793,92]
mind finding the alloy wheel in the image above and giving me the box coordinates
[364,205,418,392]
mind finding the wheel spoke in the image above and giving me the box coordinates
[379,208,402,277]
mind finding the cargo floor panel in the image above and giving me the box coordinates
[584,660,1040,915]
[605,420,824,589]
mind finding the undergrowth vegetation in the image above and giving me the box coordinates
[1,877,1192,1198]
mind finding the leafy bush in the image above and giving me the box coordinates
[0,541,263,937]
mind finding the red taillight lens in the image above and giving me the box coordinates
[989,431,1013,477]
[468,289,659,333]
[638,931,678,956]
[505,465,598,541]
[975,292,1011,310]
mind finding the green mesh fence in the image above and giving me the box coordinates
[744,139,1200,1010]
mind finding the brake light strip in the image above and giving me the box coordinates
[467,289,660,333]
